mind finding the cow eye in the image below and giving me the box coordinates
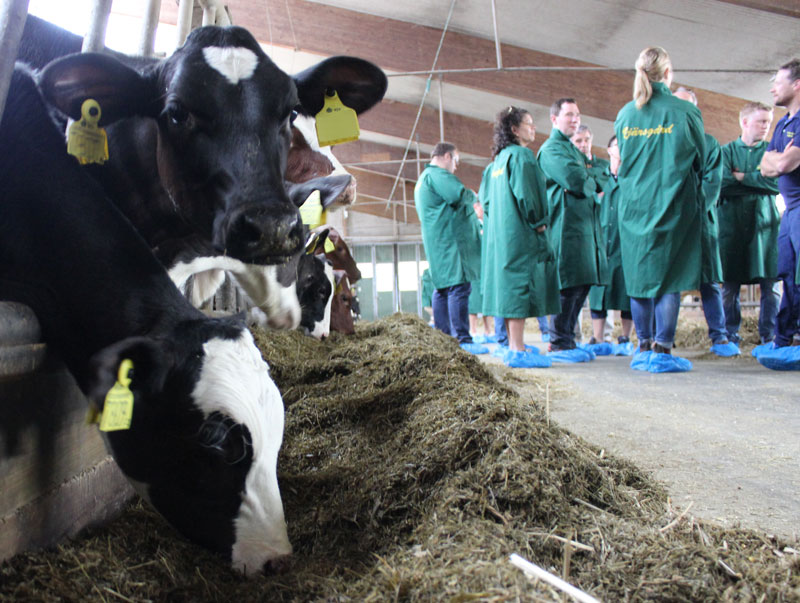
[290,108,299,124]
[165,102,195,129]
[198,412,251,464]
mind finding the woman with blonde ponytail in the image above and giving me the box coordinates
[614,46,706,373]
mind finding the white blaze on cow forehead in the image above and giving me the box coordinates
[202,46,259,84]
[310,262,334,340]
[193,329,291,572]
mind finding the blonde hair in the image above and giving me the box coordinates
[739,101,773,123]
[633,47,672,110]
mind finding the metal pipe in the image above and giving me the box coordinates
[438,74,444,142]
[176,0,194,48]
[82,0,113,52]
[490,0,502,69]
[0,0,29,122]
[387,66,771,77]
[137,0,162,57]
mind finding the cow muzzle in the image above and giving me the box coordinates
[219,203,304,265]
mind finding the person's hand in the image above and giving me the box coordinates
[536,225,546,233]
[732,170,745,182]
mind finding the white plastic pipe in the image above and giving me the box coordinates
[509,554,600,603]
[0,0,29,121]
[137,0,162,57]
[175,0,193,48]
[82,0,112,52]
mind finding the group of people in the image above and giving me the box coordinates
[415,46,800,372]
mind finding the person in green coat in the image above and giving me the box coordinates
[465,200,494,341]
[587,135,634,350]
[615,46,705,372]
[718,101,781,344]
[414,142,487,355]
[572,124,611,190]
[674,87,739,356]
[480,106,559,368]
[538,99,607,361]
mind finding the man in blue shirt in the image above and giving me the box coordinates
[761,58,800,355]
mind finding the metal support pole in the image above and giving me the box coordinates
[491,0,502,69]
[137,0,162,57]
[415,135,421,178]
[202,3,216,26]
[82,0,113,52]
[176,0,194,48]
[438,74,445,142]
[0,0,29,121]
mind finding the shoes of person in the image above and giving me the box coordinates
[492,344,508,358]
[618,335,630,344]
[613,341,635,356]
[630,349,653,371]
[751,341,776,358]
[648,352,692,373]
[503,349,552,368]
[548,347,595,363]
[710,340,740,357]
[459,342,489,355]
[756,344,800,371]
[472,334,488,344]
[652,343,672,354]
[484,334,498,344]
[581,341,613,356]
[588,336,598,345]
[541,333,550,343]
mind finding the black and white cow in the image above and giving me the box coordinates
[0,63,290,574]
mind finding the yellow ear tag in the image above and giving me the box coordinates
[98,358,135,432]
[299,190,328,229]
[315,91,360,147]
[323,238,335,253]
[67,99,109,165]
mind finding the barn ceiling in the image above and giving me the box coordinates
[153,0,800,224]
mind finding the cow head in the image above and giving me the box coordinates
[330,270,357,335]
[37,26,387,266]
[312,225,361,283]
[86,316,290,575]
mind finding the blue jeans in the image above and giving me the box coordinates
[699,282,729,344]
[775,207,800,347]
[433,282,473,343]
[537,315,549,336]
[722,280,780,343]
[494,316,508,346]
[549,285,590,350]
[630,292,681,348]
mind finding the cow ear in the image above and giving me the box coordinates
[86,336,172,410]
[286,174,352,208]
[293,56,387,115]
[38,52,158,126]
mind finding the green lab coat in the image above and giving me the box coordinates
[414,164,479,289]
[717,138,780,283]
[538,128,607,289]
[421,268,433,308]
[588,155,611,192]
[700,133,724,283]
[588,170,631,312]
[614,82,706,298]
[479,145,560,318]
[464,208,484,314]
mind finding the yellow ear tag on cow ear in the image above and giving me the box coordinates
[299,190,327,229]
[323,237,335,253]
[67,99,109,165]
[315,91,359,147]
[98,358,135,432]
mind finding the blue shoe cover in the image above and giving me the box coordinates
[484,334,498,344]
[647,353,692,373]
[460,342,489,355]
[710,341,740,357]
[548,347,594,363]
[472,334,488,344]
[542,333,550,343]
[582,342,613,356]
[613,341,635,356]
[630,350,653,371]
[491,344,508,358]
[503,349,552,368]
[524,344,541,354]
[757,345,800,371]
[751,341,776,358]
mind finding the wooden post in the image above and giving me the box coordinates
[0,0,29,121]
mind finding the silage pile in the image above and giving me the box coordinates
[1,314,797,601]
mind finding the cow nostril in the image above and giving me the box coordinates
[262,554,293,575]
